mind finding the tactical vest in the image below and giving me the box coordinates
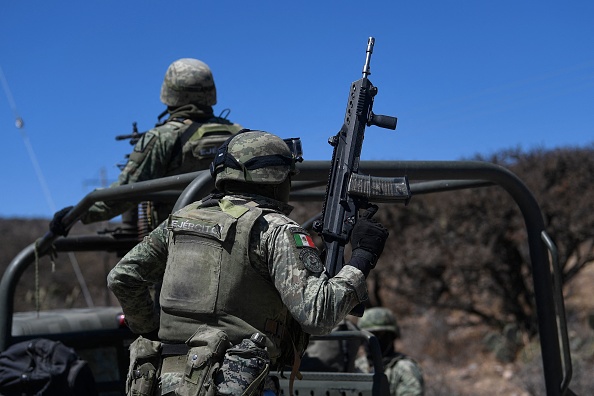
[158,198,300,365]
[129,117,242,227]
[169,118,242,177]
[128,117,241,177]
[136,117,242,178]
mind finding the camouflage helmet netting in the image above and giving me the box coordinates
[358,307,400,337]
[215,131,293,190]
[160,58,217,107]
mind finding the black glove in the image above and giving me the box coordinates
[49,206,74,236]
[347,206,389,276]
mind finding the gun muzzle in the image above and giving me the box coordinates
[362,37,375,78]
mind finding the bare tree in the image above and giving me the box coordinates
[375,145,594,336]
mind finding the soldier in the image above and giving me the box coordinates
[106,130,390,395]
[356,307,425,396]
[50,58,242,235]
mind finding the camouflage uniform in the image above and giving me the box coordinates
[81,58,241,226]
[107,193,367,344]
[81,107,241,225]
[355,307,425,396]
[383,354,425,396]
[108,193,368,394]
[108,130,387,395]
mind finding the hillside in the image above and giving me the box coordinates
[1,146,593,394]
[1,224,592,395]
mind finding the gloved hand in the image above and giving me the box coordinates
[347,206,389,277]
[49,206,74,237]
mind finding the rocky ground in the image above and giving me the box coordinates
[396,263,594,395]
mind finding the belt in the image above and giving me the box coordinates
[161,343,189,357]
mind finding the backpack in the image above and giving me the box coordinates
[174,119,243,174]
[0,338,97,396]
[181,121,242,161]
[128,118,242,177]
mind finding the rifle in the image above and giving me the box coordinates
[115,122,145,146]
[115,122,147,170]
[313,37,411,288]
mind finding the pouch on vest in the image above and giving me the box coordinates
[183,123,241,161]
[215,333,271,396]
[177,325,231,396]
[162,211,237,316]
[127,336,162,396]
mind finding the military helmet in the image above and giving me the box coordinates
[210,130,302,190]
[160,58,217,107]
[358,307,400,338]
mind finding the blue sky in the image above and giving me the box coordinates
[1,1,593,219]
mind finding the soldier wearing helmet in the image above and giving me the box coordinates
[107,130,390,395]
[356,307,425,396]
[49,58,242,236]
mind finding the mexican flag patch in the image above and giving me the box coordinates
[293,233,316,248]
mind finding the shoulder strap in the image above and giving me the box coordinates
[170,121,203,160]
[384,352,407,368]
[179,121,203,147]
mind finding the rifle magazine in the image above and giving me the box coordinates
[348,173,411,203]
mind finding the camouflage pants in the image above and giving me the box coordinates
[157,359,277,396]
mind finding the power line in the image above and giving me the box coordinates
[1,65,94,308]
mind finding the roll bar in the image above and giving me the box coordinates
[0,160,574,395]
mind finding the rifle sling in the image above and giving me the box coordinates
[170,121,203,160]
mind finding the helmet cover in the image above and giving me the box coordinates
[358,307,400,337]
[160,58,217,107]
[212,130,296,190]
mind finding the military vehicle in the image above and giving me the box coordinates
[0,160,578,395]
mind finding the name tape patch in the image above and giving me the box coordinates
[169,217,222,239]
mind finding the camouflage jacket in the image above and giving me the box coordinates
[107,193,368,345]
[81,104,241,225]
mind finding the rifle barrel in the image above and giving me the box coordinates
[362,37,375,78]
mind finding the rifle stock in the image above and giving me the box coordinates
[313,38,411,310]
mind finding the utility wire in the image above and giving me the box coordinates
[0,65,94,308]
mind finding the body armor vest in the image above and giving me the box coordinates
[132,118,241,227]
[163,118,242,177]
[158,198,291,363]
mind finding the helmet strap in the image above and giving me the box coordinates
[273,177,291,203]
[221,177,291,203]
